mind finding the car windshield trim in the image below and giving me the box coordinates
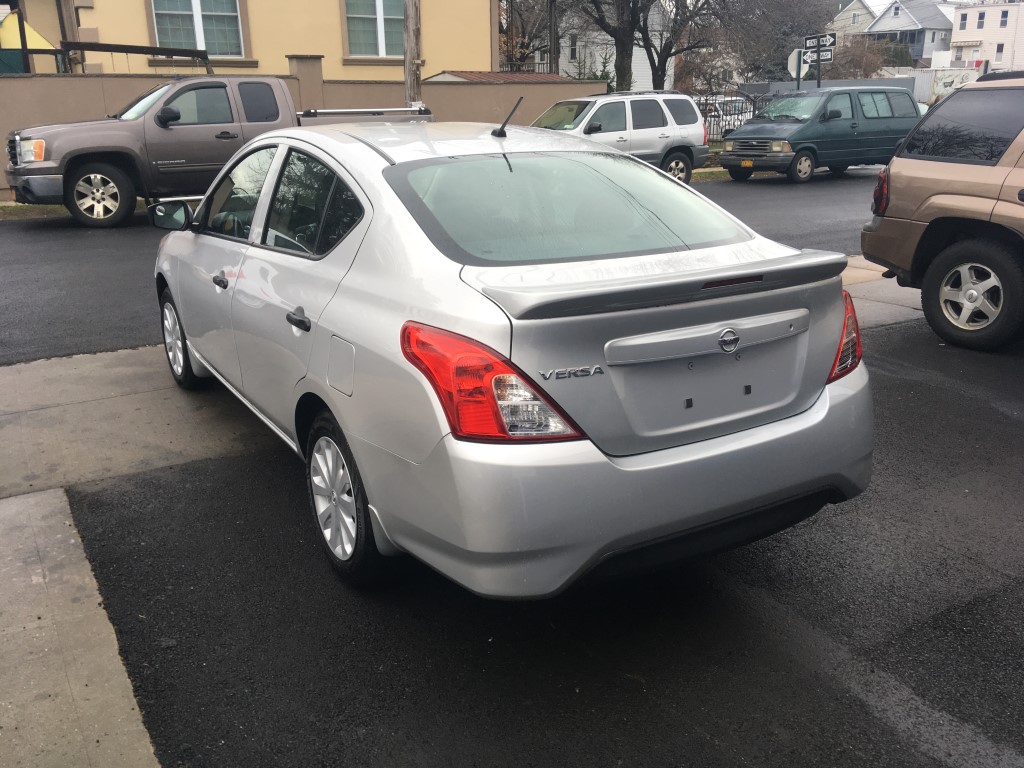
[383,152,751,267]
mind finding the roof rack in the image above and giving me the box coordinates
[587,89,684,97]
[976,70,1024,82]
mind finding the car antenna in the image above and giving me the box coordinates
[491,96,524,138]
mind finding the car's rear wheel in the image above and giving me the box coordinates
[661,151,693,184]
[159,289,202,389]
[305,411,390,586]
[828,165,849,176]
[64,162,136,228]
[727,167,753,182]
[921,240,1024,350]
[787,150,815,183]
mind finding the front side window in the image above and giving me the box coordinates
[903,89,1024,164]
[204,146,277,240]
[588,102,626,133]
[166,86,233,125]
[346,0,403,56]
[826,93,853,120]
[630,99,667,130]
[858,92,893,119]
[264,151,364,257]
[385,152,750,266]
[153,0,243,57]
[664,98,698,125]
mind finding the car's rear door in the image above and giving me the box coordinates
[628,98,673,163]
[231,142,370,432]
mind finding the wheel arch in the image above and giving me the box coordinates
[63,152,146,199]
[911,218,1024,286]
[295,391,332,459]
[661,145,694,165]
[156,272,169,302]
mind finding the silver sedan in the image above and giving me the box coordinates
[151,122,872,598]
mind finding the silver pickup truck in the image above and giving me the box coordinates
[5,75,429,227]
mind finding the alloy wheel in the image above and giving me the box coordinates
[162,304,184,376]
[939,262,1003,330]
[73,172,120,219]
[310,436,358,561]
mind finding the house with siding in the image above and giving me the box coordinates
[949,1,1023,70]
[861,0,961,64]
[828,0,892,44]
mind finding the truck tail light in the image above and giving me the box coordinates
[871,166,890,216]
[827,291,863,384]
[401,322,583,443]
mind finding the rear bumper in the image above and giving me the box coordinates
[719,152,794,172]
[691,144,710,169]
[5,166,63,205]
[354,365,873,598]
[861,215,925,285]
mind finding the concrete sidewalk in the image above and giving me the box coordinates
[0,260,922,768]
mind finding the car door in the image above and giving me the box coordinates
[628,98,673,163]
[232,80,293,142]
[145,82,245,195]
[663,97,702,148]
[231,144,370,432]
[816,92,858,166]
[177,145,280,388]
[581,101,629,153]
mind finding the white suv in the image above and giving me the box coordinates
[532,91,709,183]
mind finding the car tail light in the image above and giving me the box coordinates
[401,322,583,442]
[703,122,708,146]
[871,166,889,216]
[827,291,863,384]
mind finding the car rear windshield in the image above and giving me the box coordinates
[532,101,595,130]
[384,152,750,266]
[902,87,1024,164]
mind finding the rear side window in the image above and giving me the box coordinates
[384,152,749,266]
[888,91,918,118]
[167,86,233,125]
[903,88,1024,164]
[631,99,668,129]
[858,92,893,118]
[238,82,280,123]
[664,98,699,125]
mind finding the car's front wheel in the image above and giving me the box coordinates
[921,240,1024,350]
[661,151,693,184]
[159,289,203,389]
[64,162,136,228]
[787,150,816,183]
[306,411,390,586]
[727,167,753,182]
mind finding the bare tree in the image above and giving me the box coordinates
[828,36,889,79]
[569,0,656,91]
[637,0,717,90]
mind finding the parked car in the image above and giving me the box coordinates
[531,91,708,183]
[151,122,872,598]
[4,75,429,228]
[718,86,920,183]
[862,71,1024,350]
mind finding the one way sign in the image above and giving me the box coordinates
[804,33,836,49]
[802,48,834,64]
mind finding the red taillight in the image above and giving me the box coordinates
[400,322,583,443]
[827,291,863,384]
[871,166,890,216]
[703,122,709,146]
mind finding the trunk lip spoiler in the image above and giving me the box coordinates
[461,247,848,320]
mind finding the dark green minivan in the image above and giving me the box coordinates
[717,87,920,183]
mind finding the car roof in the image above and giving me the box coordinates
[264,121,617,166]
[585,90,694,101]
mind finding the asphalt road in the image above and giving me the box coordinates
[66,321,1024,767]
[0,171,878,366]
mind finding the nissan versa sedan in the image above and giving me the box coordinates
[151,122,872,598]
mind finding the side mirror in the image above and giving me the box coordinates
[583,121,602,135]
[149,200,192,231]
[156,105,181,128]
[823,109,842,121]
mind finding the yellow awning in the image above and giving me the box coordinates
[0,12,56,50]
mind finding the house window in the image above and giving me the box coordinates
[997,43,1005,63]
[569,34,578,62]
[972,48,980,60]
[893,4,901,17]
[954,46,963,61]
[153,0,242,56]
[959,13,967,30]
[852,11,860,24]
[1002,10,1009,28]
[931,31,935,43]
[346,0,404,57]
[977,12,985,29]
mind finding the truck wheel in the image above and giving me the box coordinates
[661,151,693,184]
[921,240,1024,351]
[65,162,136,228]
[727,167,753,182]
[787,150,815,183]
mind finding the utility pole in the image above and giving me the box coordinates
[403,0,423,108]
[547,0,559,76]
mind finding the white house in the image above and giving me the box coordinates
[949,1,1023,71]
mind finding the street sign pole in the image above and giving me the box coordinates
[796,54,801,90]
[817,37,821,88]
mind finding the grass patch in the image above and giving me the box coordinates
[0,203,70,221]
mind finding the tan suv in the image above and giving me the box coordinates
[861,72,1024,350]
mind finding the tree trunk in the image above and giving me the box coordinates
[614,34,633,91]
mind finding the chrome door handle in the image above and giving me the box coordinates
[658,133,670,138]
[286,307,311,332]
[215,131,239,140]
[616,137,627,143]
[850,122,858,129]
[212,272,228,289]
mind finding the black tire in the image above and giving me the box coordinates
[921,240,1024,351]
[661,151,693,184]
[64,162,136,228]
[305,411,390,587]
[786,150,816,183]
[828,165,849,176]
[727,167,753,182]
[159,289,203,389]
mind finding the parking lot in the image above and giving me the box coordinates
[3,173,1024,767]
